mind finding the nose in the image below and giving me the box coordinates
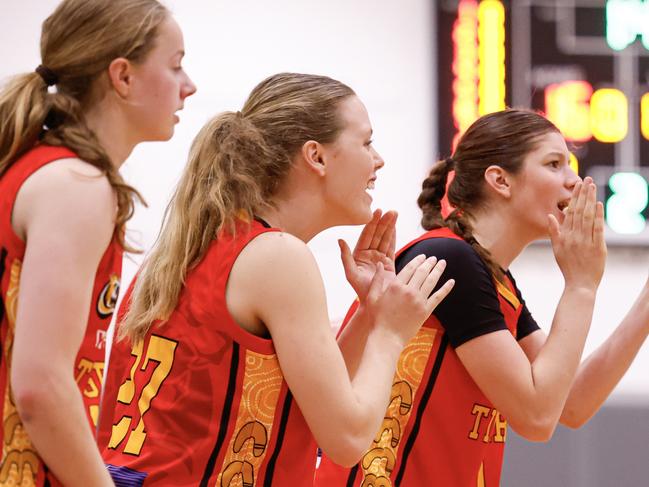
[565,164,581,190]
[372,147,385,171]
[182,72,197,99]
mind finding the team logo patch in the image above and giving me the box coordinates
[97,274,120,318]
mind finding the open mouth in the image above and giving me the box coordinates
[366,178,376,191]
[557,200,569,212]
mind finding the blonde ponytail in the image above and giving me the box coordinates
[0,73,52,176]
[120,72,355,342]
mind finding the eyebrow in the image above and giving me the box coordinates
[545,151,567,159]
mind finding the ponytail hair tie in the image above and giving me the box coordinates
[35,65,58,86]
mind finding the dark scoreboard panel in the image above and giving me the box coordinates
[436,0,649,244]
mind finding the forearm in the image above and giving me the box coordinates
[561,287,649,427]
[15,372,113,487]
[525,286,596,428]
[349,324,404,412]
[336,303,371,380]
[316,325,404,465]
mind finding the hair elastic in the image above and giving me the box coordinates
[35,65,58,86]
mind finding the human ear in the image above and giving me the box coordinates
[107,58,133,99]
[300,140,326,177]
[484,165,511,198]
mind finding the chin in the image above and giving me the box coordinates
[159,127,175,141]
[150,123,176,142]
[140,132,174,144]
[340,207,373,227]
[356,205,374,225]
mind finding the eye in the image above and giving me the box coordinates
[548,160,560,168]
[365,139,374,147]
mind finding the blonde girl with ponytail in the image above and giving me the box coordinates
[0,1,195,485]
[97,72,454,486]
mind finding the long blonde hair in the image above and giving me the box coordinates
[121,72,355,343]
[0,0,169,250]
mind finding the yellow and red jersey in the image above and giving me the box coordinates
[98,220,316,486]
[0,145,122,486]
[316,227,539,487]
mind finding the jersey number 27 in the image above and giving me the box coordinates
[108,335,178,455]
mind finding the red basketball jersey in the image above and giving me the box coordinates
[98,220,316,486]
[0,145,122,486]
[316,228,533,487]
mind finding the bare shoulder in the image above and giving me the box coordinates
[242,230,316,265]
[12,159,117,238]
[233,230,323,291]
[13,157,116,242]
[22,157,112,195]
[227,229,327,331]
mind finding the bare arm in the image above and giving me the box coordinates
[457,287,596,441]
[227,231,453,466]
[11,159,115,486]
[456,179,607,442]
[519,278,649,428]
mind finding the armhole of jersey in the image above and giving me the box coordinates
[219,225,281,355]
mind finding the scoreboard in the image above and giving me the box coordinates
[436,0,649,244]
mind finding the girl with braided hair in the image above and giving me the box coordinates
[318,108,649,486]
[0,1,195,485]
